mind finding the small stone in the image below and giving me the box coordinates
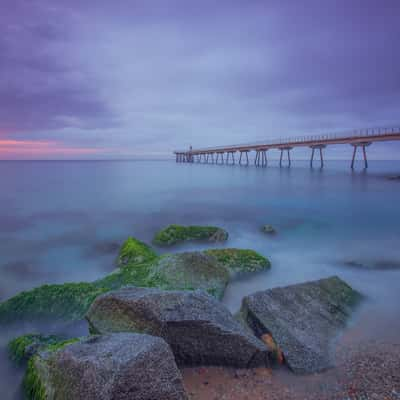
[262,225,276,234]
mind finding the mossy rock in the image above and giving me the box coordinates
[146,252,230,299]
[8,334,70,365]
[0,282,108,324]
[153,224,228,246]
[204,249,270,273]
[0,233,269,323]
[117,237,157,266]
[23,338,80,400]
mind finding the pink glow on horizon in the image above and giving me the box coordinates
[0,139,107,158]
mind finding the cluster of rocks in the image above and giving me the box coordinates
[11,276,361,400]
[3,227,363,399]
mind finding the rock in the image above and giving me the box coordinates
[0,235,268,323]
[25,333,187,400]
[116,236,157,266]
[204,248,271,273]
[241,276,362,374]
[153,224,228,246]
[146,252,230,299]
[86,288,270,368]
[262,225,276,234]
[0,237,158,323]
[343,259,400,270]
[8,334,75,365]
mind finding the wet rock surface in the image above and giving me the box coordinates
[343,259,400,270]
[86,288,270,368]
[27,333,187,400]
[241,276,362,374]
[153,224,228,246]
[146,252,230,298]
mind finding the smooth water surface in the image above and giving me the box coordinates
[1,159,400,398]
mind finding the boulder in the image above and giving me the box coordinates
[241,276,362,374]
[153,224,228,246]
[146,252,230,298]
[25,333,187,400]
[86,288,270,368]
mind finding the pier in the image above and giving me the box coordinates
[174,127,400,169]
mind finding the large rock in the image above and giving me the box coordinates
[241,276,362,374]
[146,252,230,299]
[153,224,228,246]
[86,288,270,368]
[25,333,187,400]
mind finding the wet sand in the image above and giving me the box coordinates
[183,340,400,400]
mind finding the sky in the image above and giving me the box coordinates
[1,0,399,160]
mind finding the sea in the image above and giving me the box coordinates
[1,159,400,399]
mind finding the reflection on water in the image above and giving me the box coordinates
[1,160,400,398]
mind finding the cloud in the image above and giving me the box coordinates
[0,0,399,158]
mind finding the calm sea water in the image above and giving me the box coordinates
[1,159,400,398]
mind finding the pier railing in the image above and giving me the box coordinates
[174,126,400,153]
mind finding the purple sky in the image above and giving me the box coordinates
[1,0,399,159]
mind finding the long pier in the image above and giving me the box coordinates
[174,126,400,169]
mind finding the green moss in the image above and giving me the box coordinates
[8,334,64,365]
[24,357,47,400]
[153,224,228,246]
[145,252,230,299]
[22,338,79,400]
[0,237,160,324]
[0,282,108,323]
[117,237,157,266]
[204,248,271,273]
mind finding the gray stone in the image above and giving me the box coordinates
[28,333,187,400]
[86,288,270,368]
[146,252,230,299]
[241,276,362,374]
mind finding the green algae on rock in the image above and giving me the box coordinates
[146,252,230,299]
[8,334,73,365]
[0,233,269,323]
[153,224,228,246]
[204,248,271,273]
[117,237,157,266]
[0,282,108,324]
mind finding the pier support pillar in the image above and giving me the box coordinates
[310,145,326,168]
[216,152,224,165]
[210,153,214,164]
[225,151,235,165]
[351,142,371,169]
[239,151,249,166]
[279,147,292,167]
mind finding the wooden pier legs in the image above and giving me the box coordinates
[351,142,371,169]
[310,145,326,168]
